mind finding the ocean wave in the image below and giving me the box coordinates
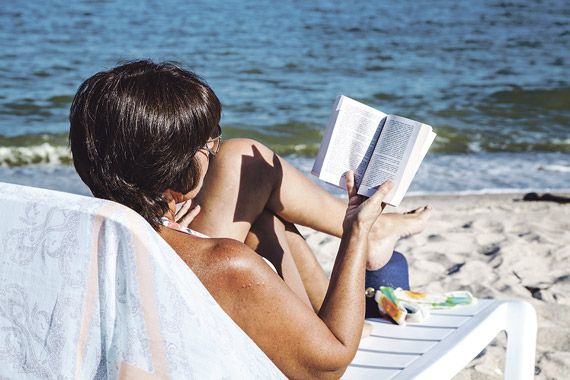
[1,126,570,168]
[0,143,71,166]
[538,164,570,173]
[220,122,570,155]
[2,152,569,197]
[488,86,570,111]
[1,95,73,117]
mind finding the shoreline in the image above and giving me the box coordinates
[299,192,570,379]
[1,163,570,202]
[407,189,570,198]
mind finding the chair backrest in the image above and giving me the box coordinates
[0,182,284,379]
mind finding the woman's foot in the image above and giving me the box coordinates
[366,206,432,270]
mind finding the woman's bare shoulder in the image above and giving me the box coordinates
[199,237,274,289]
[160,228,276,314]
[159,227,270,283]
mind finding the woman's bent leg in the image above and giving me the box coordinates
[245,209,312,308]
[191,138,345,241]
[283,222,330,313]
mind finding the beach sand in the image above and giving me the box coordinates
[299,192,570,380]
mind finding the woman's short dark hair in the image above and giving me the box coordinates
[69,60,221,229]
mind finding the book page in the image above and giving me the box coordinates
[357,115,425,205]
[312,96,342,176]
[389,128,436,205]
[312,96,387,188]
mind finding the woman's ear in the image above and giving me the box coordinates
[162,189,185,204]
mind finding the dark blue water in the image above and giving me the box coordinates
[1,0,569,193]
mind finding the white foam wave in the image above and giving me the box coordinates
[538,164,570,173]
[0,143,70,166]
[290,152,570,195]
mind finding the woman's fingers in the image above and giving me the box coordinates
[177,204,201,227]
[175,199,193,220]
[178,204,201,226]
[344,170,357,198]
[175,200,201,227]
[364,180,393,210]
[345,171,368,207]
[343,174,394,231]
[357,180,393,216]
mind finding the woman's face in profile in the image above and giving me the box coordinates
[180,124,221,201]
[181,148,211,201]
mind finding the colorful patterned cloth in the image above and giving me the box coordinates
[160,216,209,238]
[373,286,476,325]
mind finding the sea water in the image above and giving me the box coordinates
[1,0,569,195]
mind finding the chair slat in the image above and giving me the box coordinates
[343,365,400,380]
[367,321,454,340]
[350,349,420,368]
[407,314,470,328]
[358,335,438,354]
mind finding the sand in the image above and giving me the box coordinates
[299,192,570,380]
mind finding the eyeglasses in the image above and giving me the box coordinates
[203,125,222,157]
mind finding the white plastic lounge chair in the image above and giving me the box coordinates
[346,299,537,379]
[0,182,536,379]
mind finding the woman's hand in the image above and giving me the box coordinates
[342,170,393,234]
[175,199,201,227]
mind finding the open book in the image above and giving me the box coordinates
[312,95,436,207]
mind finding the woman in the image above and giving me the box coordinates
[69,60,430,378]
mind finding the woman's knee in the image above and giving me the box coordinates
[218,138,275,162]
[202,138,271,183]
[215,138,283,183]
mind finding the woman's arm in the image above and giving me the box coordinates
[197,175,394,379]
